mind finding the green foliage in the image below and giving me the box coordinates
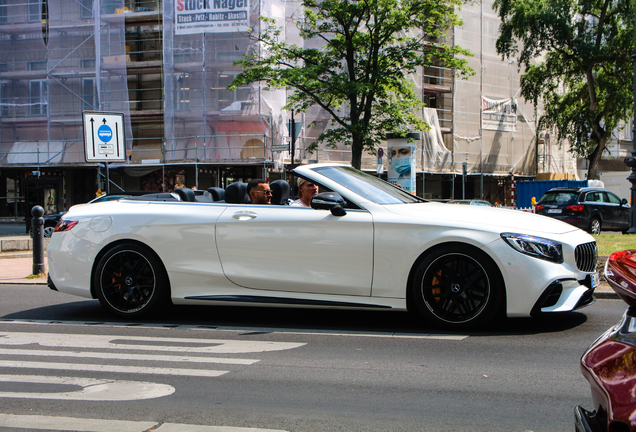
[493,0,634,179]
[231,0,474,168]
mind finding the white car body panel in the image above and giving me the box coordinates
[46,163,598,325]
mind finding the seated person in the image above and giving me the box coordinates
[290,178,319,207]
[247,178,272,204]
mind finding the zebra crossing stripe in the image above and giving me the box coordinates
[0,348,259,365]
[0,413,290,431]
[0,360,228,377]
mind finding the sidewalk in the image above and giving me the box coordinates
[0,235,621,298]
[0,235,48,285]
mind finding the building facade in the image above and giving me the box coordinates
[0,0,565,220]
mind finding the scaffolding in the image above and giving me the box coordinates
[0,0,568,215]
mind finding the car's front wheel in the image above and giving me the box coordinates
[93,243,169,318]
[411,245,504,330]
[589,217,601,235]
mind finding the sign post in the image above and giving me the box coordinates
[83,112,126,194]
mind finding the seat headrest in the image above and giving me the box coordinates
[270,180,290,205]
[225,182,249,204]
[194,191,213,202]
[208,187,225,202]
[175,187,196,202]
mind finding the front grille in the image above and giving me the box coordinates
[575,241,598,272]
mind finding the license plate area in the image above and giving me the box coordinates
[547,209,562,214]
[586,272,600,289]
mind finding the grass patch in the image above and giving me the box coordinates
[594,234,636,256]
[27,272,46,279]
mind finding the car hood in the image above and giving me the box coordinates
[382,202,580,235]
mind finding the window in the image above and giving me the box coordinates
[30,80,47,115]
[216,72,250,110]
[0,82,9,117]
[82,78,97,110]
[176,73,190,111]
[80,0,92,19]
[0,0,7,24]
[606,192,622,205]
[29,61,46,71]
[28,0,44,22]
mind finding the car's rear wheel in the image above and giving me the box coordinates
[411,245,504,330]
[94,243,169,318]
[589,217,601,235]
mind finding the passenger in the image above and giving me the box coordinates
[290,178,319,207]
[247,178,272,204]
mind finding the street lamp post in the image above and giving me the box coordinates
[627,6,636,234]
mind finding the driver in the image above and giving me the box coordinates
[247,179,272,204]
[290,178,319,207]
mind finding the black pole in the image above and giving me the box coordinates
[105,162,111,194]
[31,205,45,275]
[290,109,296,167]
[626,5,636,234]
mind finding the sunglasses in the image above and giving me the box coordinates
[255,190,273,195]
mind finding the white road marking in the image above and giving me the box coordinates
[0,360,228,377]
[0,375,175,401]
[0,413,289,431]
[0,319,469,339]
[0,348,259,365]
[0,332,306,353]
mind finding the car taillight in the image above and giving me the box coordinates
[535,204,544,212]
[567,205,584,212]
[55,219,78,232]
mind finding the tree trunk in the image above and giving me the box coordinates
[587,135,608,180]
[350,134,363,170]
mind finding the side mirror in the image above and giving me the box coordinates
[622,198,629,206]
[311,192,347,216]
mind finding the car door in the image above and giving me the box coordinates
[215,204,374,297]
[604,191,630,231]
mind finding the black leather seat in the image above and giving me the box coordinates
[175,187,196,202]
[193,190,213,202]
[208,187,225,202]
[270,180,290,205]
[225,182,249,204]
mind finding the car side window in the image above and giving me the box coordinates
[584,192,596,202]
[606,192,621,205]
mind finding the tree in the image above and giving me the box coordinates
[493,0,634,180]
[230,0,473,169]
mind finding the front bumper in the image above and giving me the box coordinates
[575,406,603,432]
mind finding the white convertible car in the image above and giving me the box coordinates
[47,163,599,329]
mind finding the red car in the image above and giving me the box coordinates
[576,249,636,432]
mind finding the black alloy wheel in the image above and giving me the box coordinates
[94,243,169,317]
[412,245,504,329]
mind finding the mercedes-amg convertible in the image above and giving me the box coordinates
[47,163,599,329]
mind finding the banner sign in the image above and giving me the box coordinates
[481,96,517,132]
[387,140,416,193]
[175,0,249,35]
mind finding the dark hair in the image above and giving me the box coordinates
[247,178,268,195]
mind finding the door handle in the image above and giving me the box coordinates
[232,211,258,220]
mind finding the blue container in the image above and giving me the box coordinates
[516,180,588,209]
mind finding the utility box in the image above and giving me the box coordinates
[516,180,588,209]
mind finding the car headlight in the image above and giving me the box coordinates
[501,233,563,264]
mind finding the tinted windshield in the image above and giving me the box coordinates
[539,191,579,205]
[310,166,424,204]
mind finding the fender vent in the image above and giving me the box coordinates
[575,242,597,273]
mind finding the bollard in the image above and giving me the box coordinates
[31,205,46,276]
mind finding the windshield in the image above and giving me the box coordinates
[539,191,579,205]
[310,166,424,204]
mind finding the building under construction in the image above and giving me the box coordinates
[0,0,571,220]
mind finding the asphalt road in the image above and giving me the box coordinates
[0,283,628,432]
